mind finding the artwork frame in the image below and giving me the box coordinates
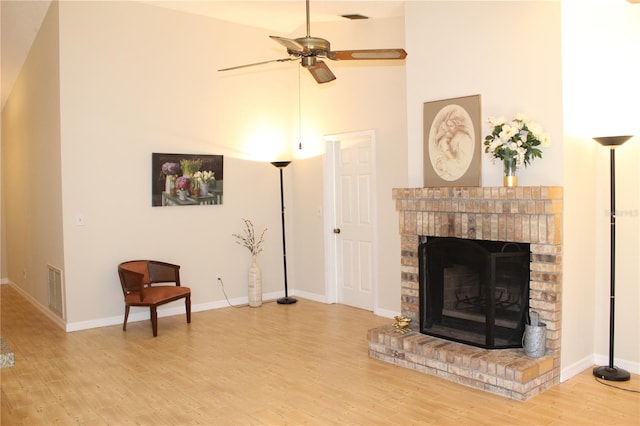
[423,94,482,187]
[152,153,224,207]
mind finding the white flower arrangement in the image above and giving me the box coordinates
[233,219,267,256]
[193,170,215,184]
[484,113,551,169]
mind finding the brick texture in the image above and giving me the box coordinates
[371,186,563,400]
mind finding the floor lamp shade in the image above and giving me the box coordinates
[592,135,633,382]
[271,161,297,305]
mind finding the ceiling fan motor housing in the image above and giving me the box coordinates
[295,36,331,56]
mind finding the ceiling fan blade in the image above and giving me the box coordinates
[218,57,296,72]
[306,60,336,84]
[270,36,306,54]
[327,49,407,61]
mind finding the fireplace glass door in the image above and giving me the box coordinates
[419,237,530,349]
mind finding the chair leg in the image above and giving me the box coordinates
[151,306,158,337]
[185,295,191,324]
[123,305,130,331]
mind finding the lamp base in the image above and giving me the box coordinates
[277,296,298,305]
[593,365,631,382]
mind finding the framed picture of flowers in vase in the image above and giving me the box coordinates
[152,153,224,207]
[423,94,482,187]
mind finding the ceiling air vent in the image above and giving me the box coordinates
[340,14,369,20]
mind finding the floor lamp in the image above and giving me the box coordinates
[592,135,633,382]
[271,161,297,304]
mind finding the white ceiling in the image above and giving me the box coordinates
[1,0,52,107]
[0,0,405,107]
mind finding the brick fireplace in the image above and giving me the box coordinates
[368,186,563,400]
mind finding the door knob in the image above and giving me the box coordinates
[333,228,341,234]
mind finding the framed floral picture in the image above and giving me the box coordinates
[152,153,224,207]
[423,95,482,187]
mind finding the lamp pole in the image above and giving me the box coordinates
[271,161,297,304]
[592,135,632,382]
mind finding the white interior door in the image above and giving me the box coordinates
[324,130,377,311]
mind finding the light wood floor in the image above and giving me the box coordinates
[1,285,638,425]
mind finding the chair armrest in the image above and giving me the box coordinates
[118,268,147,301]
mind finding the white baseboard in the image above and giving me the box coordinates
[560,355,595,382]
[289,289,327,303]
[284,290,400,321]
[593,353,640,375]
[7,282,67,330]
[374,307,399,319]
[65,290,305,332]
[67,296,249,332]
[561,353,640,382]
[288,290,399,320]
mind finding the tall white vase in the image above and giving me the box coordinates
[248,255,262,307]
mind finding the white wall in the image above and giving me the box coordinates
[287,16,408,313]
[3,0,637,377]
[56,1,300,323]
[405,1,563,188]
[562,0,640,376]
[1,2,64,316]
[403,2,565,367]
[51,1,407,324]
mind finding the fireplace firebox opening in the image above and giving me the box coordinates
[419,237,530,349]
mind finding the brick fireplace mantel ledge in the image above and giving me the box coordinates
[376,185,563,400]
[393,186,563,200]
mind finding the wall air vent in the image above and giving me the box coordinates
[47,265,65,319]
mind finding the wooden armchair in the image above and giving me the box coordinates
[117,260,191,337]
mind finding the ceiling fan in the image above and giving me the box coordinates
[218,0,407,84]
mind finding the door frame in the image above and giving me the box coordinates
[323,129,378,309]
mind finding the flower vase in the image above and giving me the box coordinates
[199,182,209,197]
[503,157,518,187]
[165,175,176,195]
[178,190,187,200]
[248,255,262,307]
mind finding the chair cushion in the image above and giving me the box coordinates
[125,286,190,306]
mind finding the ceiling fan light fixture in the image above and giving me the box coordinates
[301,56,317,67]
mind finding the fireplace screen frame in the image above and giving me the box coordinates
[418,236,531,349]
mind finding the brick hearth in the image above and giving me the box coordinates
[368,186,562,401]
